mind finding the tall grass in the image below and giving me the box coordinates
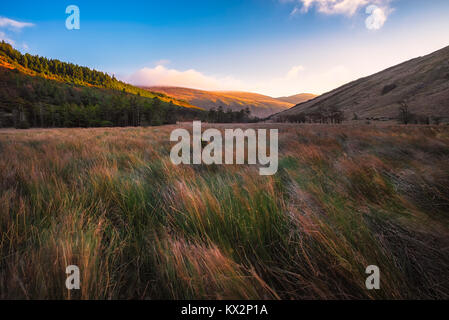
[0,124,448,299]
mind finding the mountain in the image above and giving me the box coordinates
[273,45,449,121]
[144,86,294,118]
[0,42,204,128]
[275,93,317,105]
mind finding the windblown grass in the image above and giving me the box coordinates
[0,124,448,299]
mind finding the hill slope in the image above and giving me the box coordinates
[273,45,449,120]
[0,42,204,128]
[0,42,199,110]
[275,93,317,105]
[145,86,295,118]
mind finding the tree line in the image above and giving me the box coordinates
[278,106,345,124]
[1,41,120,87]
[206,106,257,123]
[398,101,443,125]
[0,67,204,128]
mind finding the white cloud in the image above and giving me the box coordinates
[290,7,300,16]
[0,17,34,50]
[299,0,370,16]
[287,0,392,29]
[125,62,353,97]
[127,65,243,91]
[365,5,387,30]
[0,17,34,29]
[286,65,305,79]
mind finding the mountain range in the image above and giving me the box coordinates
[3,40,449,126]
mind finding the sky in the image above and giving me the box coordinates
[1,0,449,97]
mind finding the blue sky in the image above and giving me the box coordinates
[1,0,449,96]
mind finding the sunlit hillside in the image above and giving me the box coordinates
[0,42,207,129]
[0,42,200,110]
[147,86,295,118]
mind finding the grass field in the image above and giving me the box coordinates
[1,124,449,299]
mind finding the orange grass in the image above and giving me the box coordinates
[0,124,448,299]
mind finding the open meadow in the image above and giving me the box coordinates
[1,124,449,299]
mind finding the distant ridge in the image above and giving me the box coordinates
[144,86,296,118]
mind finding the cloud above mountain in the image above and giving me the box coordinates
[126,62,354,97]
[127,65,243,91]
[0,17,34,48]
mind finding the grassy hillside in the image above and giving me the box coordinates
[0,42,207,128]
[146,86,294,118]
[0,42,199,109]
[274,45,449,122]
[1,124,448,299]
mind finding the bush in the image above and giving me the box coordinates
[382,84,397,95]
[17,119,30,129]
[99,120,113,127]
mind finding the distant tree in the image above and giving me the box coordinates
[244,107,251,118]
[217,106,225,123]
[398,101,411,125]
[329,106,344,124]
[22,55,28,68]
[208,108,217,123]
